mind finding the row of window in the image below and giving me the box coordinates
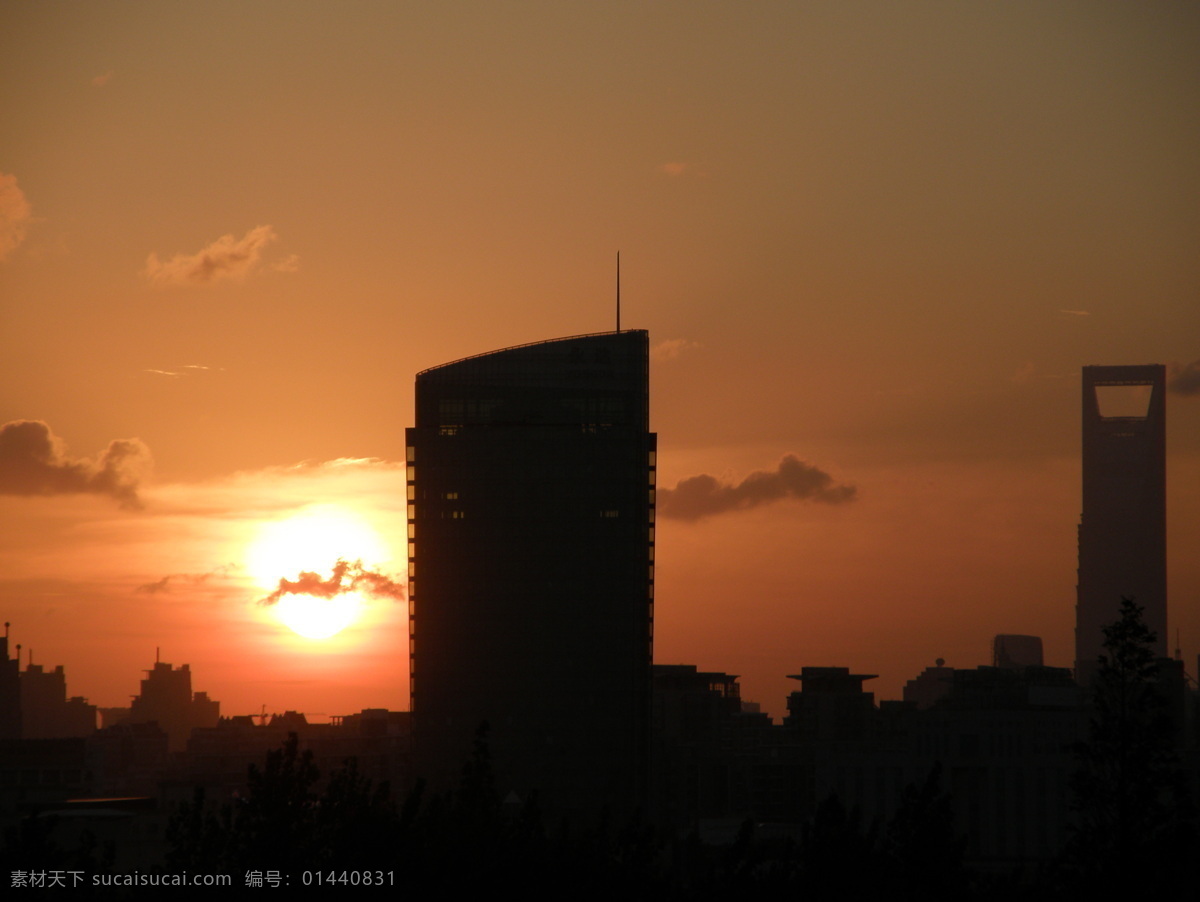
[407,447,656,466]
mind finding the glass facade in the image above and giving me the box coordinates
[406,330,655,814]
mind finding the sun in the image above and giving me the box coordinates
[273,592,363,640]
[246,506,391,640]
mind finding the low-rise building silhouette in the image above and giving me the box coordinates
[128,659,219,753]
[20,661,97,739]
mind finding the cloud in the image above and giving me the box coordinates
[144,225,285,287]
[651,338,702,362]
[91,71,113,87]
[0,173,32,262]
[658,454,857,521]
[1058,309,1090,317]
[1168,358,1200,397]
[143,364,224,378]
[258,558,405,606]
[0,420,151,509]
[658,161,708,179]
[136,564,238,595]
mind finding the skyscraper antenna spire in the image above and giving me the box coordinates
[616,251,621,333]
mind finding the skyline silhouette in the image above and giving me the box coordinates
[2,2,1199,723]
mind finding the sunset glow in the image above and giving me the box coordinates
[274,592,364,641]
[247,507,389,590]
[1,3,1197,722]
[247,506,394,640]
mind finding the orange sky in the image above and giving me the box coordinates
[2,2,1198,720]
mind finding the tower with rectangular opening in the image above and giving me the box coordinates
[1076,364,1166,683]
[406,330,655,814]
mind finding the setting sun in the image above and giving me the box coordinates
[273,592,364,640]
[246,506,395,639]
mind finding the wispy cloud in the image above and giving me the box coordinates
[0,420,151,509]
[658,454,857,521]
[143,364,224,378]
[651,338,702,362]
[1168,358,1200,397]
[1058,309,1090,317]
[136,564,238,594]
[91,71,113,88]
[0,173,32,262]
[144,225,289,287]
[258,558,405,606]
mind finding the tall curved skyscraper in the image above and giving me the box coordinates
[406,330,655,814]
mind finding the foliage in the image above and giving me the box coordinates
[162,726,996,895]
[1067,597,1194,891]
[166,733,398,874]
[884,764,968,899]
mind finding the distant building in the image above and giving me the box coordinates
[171,709,411,808]
[407,330,655,815]
[0,627,18,741]
[0,738,90,813]
[652,664,774,825]
[87,721,169,798]
[1076,365,1167,683]
[785,667,877,742]
[98,706,131,729]
[992,635,1043,671]
[20,662,97,739]
[128,660,219,752]
[903,659,955,710]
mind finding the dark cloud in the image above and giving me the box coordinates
[0,420,151,509]
[1168,359,1200,397]
[658,454,857,521]
[258,558,405,606]
[136,564,238,595]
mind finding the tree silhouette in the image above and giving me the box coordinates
[884,764,968,898]
[1067,597,1194,891]
[166,733,400,874]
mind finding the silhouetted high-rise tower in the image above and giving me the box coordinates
[1075,365,1167,684]
[406,330,655,814]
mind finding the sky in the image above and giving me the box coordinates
[1,2,1197,720]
